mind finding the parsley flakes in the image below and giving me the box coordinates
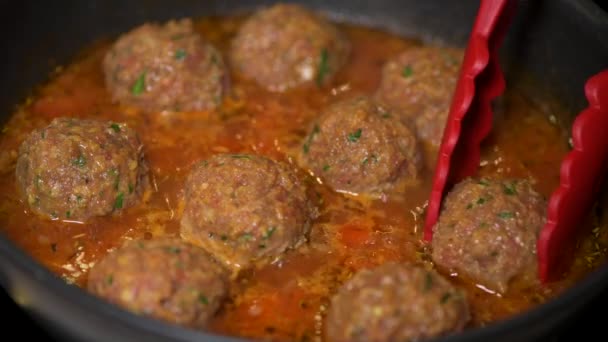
[131,72,146,96]
[198,294,209,305]
[347,129,362,142]
[316,48,329,86]
[402,65,413,78]
[503,183,517,195]
[498,211,515,219]
[303,124,320,154]
[72,154,87,167]
[174,49,187,60]
[114,192,124,210]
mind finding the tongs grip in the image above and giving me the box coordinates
[424,0,517,241]
[538,70,608,282]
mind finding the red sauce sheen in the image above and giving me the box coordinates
[0,16,607,342]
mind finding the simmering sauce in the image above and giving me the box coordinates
[0,16,607,341]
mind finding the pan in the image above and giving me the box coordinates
[0,1,607,341]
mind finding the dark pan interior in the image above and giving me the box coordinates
[0,1,607,341]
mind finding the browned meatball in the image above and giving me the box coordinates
[180,154,317,270]
[15,118,148,221]
[299,96,421,196]
[375,47,463,146]
[432,178,546,293]
[88,239,228,329]
[104,18,227,112]
[231,3,350,91]
[326,263,470,342]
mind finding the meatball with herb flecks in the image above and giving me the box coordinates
[16,117,148,221]
[180,154,317,270]
[231,3,350,91]
[88,239,228,329]
[104,18,227,112]
[375,47,463,146]
[326,263,470,342]
[432,178,546,293]
[299,96,421,196]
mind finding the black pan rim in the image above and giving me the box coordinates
[0,0,607,341]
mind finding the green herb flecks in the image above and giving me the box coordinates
[35,175,42,190]
[477,179,490,186]
[262,227,276,240]
[110,123,121,133]
[323,164,330,172]
[302,124,320,154]
[106,274,114,286]
[231,154,252,160]
[66,211,71,218]
[381,111,391,119]
[114,192,124,210]
[128,183,134,194]
[476,197,486,205]
[198,294,209,305]
[498,211,515,219]
[131,71,146,96]
[503,183,517,195]
[174,49,187,60]
[240,233,253,242]
[402,65,413,78]
[347,129,362,142]
[72,154,87,167]
[316,48,329,86]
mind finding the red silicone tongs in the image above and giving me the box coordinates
[422,0,608,283]
[424,0,517,240]
[538,70,608,282]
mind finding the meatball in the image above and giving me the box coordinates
[231,3,350,91]
[326,263,470,342]
[375,47,463,146]
[15,118,148,221]
[104,18,227,112]
[299,96,421,196]
[88,239,228,328]
[180,154,317,270]
[431,178,546,293]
